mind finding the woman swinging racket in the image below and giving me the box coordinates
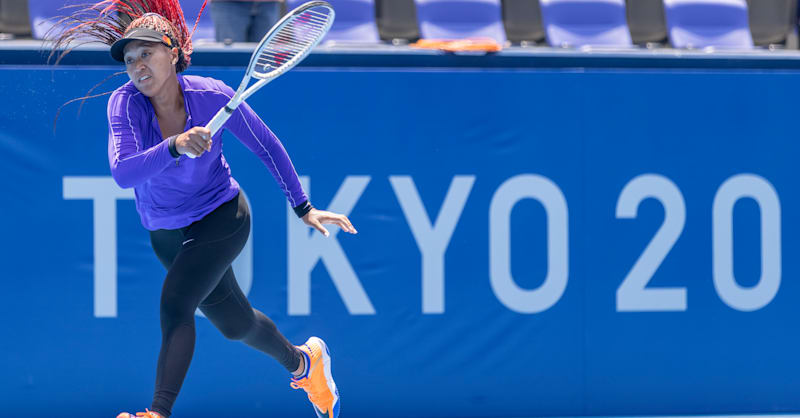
[49,1,349,417]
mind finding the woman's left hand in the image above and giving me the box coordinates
[302,208,358,237]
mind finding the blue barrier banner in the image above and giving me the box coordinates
[1,65,799,417]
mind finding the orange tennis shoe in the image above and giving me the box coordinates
[116,410,163,418]
[291,337,340,418]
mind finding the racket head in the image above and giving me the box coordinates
[247,1,334,80]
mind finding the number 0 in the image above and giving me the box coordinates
[712,174,781,312]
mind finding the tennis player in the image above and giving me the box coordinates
[49,1,348,417]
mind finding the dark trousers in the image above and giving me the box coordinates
[210,1,284,43]
[148,192,302,417]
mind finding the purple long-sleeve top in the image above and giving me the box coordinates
[107,73,307,230]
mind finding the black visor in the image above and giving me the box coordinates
[110,27,173,62]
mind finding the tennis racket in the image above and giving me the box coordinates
[186,1,335,158]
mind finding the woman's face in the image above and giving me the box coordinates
[123,40,178,97]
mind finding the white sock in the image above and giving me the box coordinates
[292,351,306,377]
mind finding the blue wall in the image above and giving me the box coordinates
[1,63,799,417]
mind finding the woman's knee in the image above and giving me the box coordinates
[214,308,256,341]
[160,293,197,327]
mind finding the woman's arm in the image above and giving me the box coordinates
[107,91,177,188]
[215,82,357,236]
[218,84,309,211]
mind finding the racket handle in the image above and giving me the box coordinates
[185,106,236,159]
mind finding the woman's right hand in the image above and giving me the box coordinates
[175,127,212,157]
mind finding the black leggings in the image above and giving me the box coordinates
[148,192,302,417]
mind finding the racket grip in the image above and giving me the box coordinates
[207,105,234,136]
[185,106,235,159]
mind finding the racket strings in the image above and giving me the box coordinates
[253,7,332,76]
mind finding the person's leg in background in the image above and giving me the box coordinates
[210,1,252,43]
[247,0,284,42]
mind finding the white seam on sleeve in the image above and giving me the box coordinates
[127,93,141,152]
[111,91,142,165]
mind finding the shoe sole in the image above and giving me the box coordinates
[309,336,340,418]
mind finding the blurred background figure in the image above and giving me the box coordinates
[210,0,285,43]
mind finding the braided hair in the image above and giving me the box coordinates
[48,0,207,72]
[47,0,207,131]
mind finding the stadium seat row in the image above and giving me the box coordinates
[1,0,797,49]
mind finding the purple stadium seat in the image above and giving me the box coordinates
[414,0,506,43]
[663,0,754,48]
[29,0,81,39]
[287,0,380,42]
[539,0,633,47]
[183,0,215,42]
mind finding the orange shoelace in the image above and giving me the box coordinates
[291,377,327,412]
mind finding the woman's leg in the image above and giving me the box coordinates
[199,266,303,373]
[248,1,283,42]
[148,194,251,417]
[210,1,251,43]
